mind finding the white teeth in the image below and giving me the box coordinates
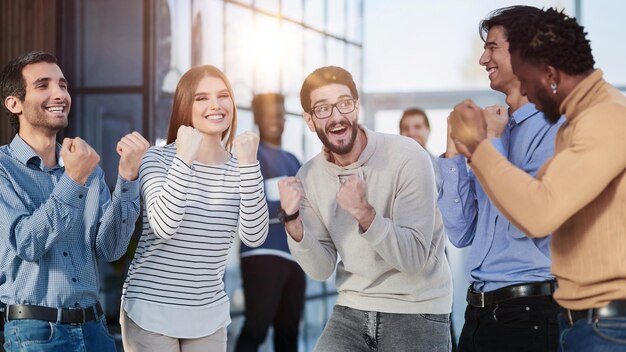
[488,68,497,74]
[330,126,346,133]
[47,106,63,112]
[206,114,223,120]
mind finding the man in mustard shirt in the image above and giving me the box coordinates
[449,7,626,352]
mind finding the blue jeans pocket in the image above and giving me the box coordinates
[592,318,626,345]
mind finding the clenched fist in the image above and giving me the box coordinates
[61,137,100,185]
[484,104,509,138]
[450,99,488,157]
[336,175,375,230]
[233,131,260,165]
[117,131,150,181]
[176,126,203,165]
[278,177,304,216]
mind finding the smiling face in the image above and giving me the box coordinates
[255,99,285,146]
[304,83,359,155]
[190,75,234,136]
[479,26,519,95]
[14,62,71,134]
[400,113,430,148]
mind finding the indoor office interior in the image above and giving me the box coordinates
[0,0,624,351]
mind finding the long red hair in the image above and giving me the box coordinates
[166,65,238,151]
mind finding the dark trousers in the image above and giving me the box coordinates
[235,255,306,352]
[458,295,559,352]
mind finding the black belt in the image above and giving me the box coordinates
[467,281,556,308]
[561,300,626,326]
[5,302,104,324]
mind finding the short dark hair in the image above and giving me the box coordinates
[400,108,430,130]
[0,51,58,134]
[479,6,543,42]
[506,7,595,75]
[251,93,284,123]
[300,66,359,113]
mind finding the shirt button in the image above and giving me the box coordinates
[78,194,83,199]
[451,167,456,172]
[63,252,68,257]
[72,278,77,282]
[75,302,79,307]
[454,199,460,203]
[122,219,126,223]
[122,188,128,193]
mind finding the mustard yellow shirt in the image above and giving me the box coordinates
[470,69,626,310]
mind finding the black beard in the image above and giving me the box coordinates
[316,121,358,155]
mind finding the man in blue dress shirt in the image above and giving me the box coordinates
[0,51,149,351]
[438,6,564,351]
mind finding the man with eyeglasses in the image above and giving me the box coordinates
[277,66,452,351]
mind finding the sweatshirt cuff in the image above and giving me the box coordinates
[360,213,388,245]
[286,227,314,252]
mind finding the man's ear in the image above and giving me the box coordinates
[545,65,561,86]
[303,111,316,132]
[4,96,22,115]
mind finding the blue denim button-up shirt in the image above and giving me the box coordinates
[0,135,140,308]
[438,103,564,292]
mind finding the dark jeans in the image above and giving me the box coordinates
[235,255,306,352]
[458,295,559,352]
[558,312,626,351]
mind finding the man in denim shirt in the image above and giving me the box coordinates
[438,6,564,351]
[0,51,149,351]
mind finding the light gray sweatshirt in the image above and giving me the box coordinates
[288,126,452,314]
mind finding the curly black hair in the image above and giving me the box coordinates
[507,8,594,75]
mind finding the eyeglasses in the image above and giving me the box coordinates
[310,99,357,119]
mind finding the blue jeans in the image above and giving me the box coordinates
[314,305,451,352]
[558,313,626,351]
[3,315,116,352]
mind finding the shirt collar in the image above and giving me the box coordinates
[510,102,540,126]
[9,135,64,170]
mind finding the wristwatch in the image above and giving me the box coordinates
[277,208,299,223]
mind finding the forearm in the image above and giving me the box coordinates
[5,174,85,262]
[238,163,269,247]
[95,175,141,261]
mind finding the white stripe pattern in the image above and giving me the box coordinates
[122,144,268,308]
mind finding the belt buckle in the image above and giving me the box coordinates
[477,292,485,308]
[468,290,485,308]
[68,307,86,325]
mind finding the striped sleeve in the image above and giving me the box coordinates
[140,148,194,240]
[237,162,268,247]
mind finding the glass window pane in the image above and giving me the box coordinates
[225,4,254,108]
[283,114,305,162]
[326,37,345,68]
[304,29,325,75]
[253,14,281,93]
[255,0,279,14]
[304,0,325,31]
[192,0,224,68]
[346,45,361,88]
[78,94,143,187]
[282,0,303,22]
[281,21,304,113]
[82,0,143,87]
[346,0,362,42]
[327,0,345,37]
[582,0,626,86]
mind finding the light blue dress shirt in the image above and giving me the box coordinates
[438,103,564,292]
[0,135,140,308]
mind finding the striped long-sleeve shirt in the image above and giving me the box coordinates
[121,144,268,338]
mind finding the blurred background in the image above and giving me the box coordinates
[1,0,624,350]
